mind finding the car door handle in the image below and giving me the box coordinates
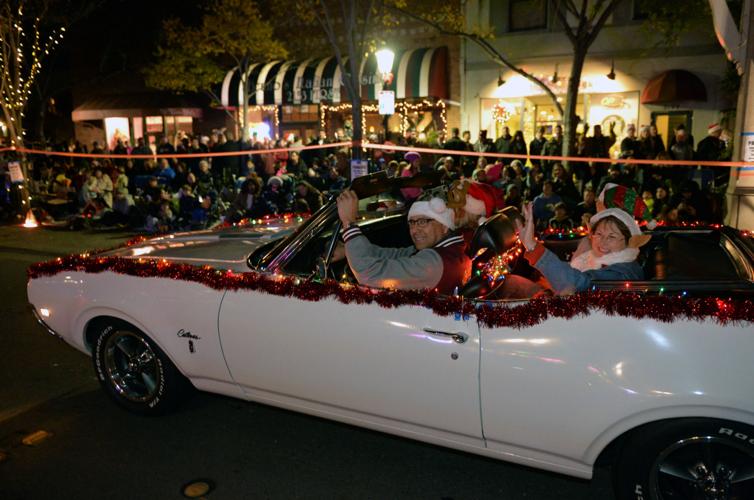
[422,328,468,344]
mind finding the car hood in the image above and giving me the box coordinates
[99,219,301,272]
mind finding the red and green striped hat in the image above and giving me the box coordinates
[598,183,651,221]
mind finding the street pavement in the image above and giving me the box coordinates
[0,226,616,499]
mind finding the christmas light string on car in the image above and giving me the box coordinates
[540,226,590,239]
[478,240,525,284]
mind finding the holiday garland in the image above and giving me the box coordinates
[28,249,754,330]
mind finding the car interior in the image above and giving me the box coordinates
[266,170,751,299]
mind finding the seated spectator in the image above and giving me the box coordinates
[597,165,625,195]
[226,175,263,222]
[260,175,292,214]
[654,185,671,219]
[551,163,580,208]
[145,200,175,233]
[641,190,655,216]
[156,158,176,184]
[195,160,214,196]
[670,180,712,222]
[322,167,347,194]
[504,184,523,210]
[573,187,597,227]
[548,202,573,230]
[295,180,323,214]
[532,180,562,229]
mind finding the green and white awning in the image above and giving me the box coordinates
[219,46,448,107]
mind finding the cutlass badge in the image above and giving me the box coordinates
[177,329,200,353]
[177,329,200,340]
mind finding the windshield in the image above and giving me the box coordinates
[250,203,335,270]
[251,185,410,271]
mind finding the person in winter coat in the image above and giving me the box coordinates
[518,201,648,295]
[335,189,470,295]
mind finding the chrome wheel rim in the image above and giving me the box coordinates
[650,435,754,500]
[103,330,161,403]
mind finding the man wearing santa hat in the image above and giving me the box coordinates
[336,188,470,294]
[696,123,726,163]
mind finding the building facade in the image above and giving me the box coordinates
[461,0,733,150]
[218,15,462,143]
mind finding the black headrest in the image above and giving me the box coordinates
[467,211,519,258]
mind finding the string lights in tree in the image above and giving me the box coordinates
[0,2,64,148]
[320,99,448,139]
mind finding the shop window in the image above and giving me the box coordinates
[104,117,130,150]
[133,117,143,141]
[175,116,193,134]
[282,105,318,123]
[164,116,176,137]
[145,116,164,134]
[509,0,548,32]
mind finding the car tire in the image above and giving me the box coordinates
[92,319,191,416]
[613,418,754,500]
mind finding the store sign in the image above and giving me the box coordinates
[601,95,626,108]
[743,132,754,163]
[350,160,369,181]
[8,161,24,183]
[378,91,395,115]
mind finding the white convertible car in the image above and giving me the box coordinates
[28,173,754,500]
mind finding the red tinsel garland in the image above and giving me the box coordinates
[28,253,754,330]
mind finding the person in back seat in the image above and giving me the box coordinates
[517,203,650,295]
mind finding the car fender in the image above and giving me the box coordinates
[583,404,754,465]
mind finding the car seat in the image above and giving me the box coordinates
[459,211,520,298]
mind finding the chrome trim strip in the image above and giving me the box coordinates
[29,305,63,340]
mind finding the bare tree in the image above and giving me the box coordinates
[0,0,64,151]
[309,0,387,160]
[552,0,624,157]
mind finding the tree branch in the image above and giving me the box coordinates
[552,1,578,43]
[391,6,564,117]
[586,0,621,46]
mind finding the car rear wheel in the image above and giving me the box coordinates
[92,319,190,415]
[613,418,754,500]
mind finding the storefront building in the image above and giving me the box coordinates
[72,93,203,150]
[219,46,453,142]
[462,0,733,152]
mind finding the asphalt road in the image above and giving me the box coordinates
[0,225,616,499]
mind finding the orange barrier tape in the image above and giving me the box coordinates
[0,141,351,160]
[362,142,754,169]
[2,141,753,172]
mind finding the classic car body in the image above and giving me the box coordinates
[28,176,754,499]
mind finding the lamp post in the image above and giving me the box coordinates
[376,48,395,142]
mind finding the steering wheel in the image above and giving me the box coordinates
[312,219,358,284]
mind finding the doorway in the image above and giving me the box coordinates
[651,111,693,147]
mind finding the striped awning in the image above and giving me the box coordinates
[220,46,448,107]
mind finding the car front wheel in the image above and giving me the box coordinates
[92,319,190,415]
[613,418,754,500]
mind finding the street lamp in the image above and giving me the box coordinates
[375,48,395,142]
[375,48,395,84]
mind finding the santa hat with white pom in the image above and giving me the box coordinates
[408,197,456,229]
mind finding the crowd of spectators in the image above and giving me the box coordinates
[12,131,349,232]
[440,121,730,230]
[1,119,732,232]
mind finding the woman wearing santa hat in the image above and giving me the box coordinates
[517,185,650,294]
